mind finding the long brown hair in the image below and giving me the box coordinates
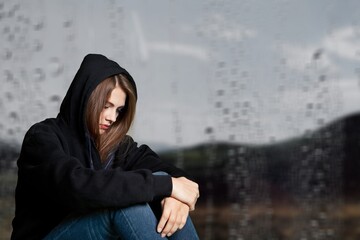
[85,74,137,161]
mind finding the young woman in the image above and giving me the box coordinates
[11,54,200,239]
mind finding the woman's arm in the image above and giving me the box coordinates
[117,136,188,177]
[17,124,173,212]
[118,137,199,209]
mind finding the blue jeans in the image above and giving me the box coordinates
[43,173,199,239]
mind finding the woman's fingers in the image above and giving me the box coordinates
[157,207,169,235]
[157,197,190,237]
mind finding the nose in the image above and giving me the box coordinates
[106,110,117,124]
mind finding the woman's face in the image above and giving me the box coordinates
[99,86,126,135]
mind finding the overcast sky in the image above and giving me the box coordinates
[1,0,360,150]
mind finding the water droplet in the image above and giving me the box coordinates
[218,61,225,68]
[217,89,224,96]
[3,26,10,34]
[2,49,12,60]
[33,39,43,52]
[4,69,14,82]
[317,118,324,125]
[7,33,15,41]
[205,127,213,134]
[33,68,45,82]
[319,75,326,82]
[63,19,72,28]
[12,3,20,12]
[9,111,19,122]
[50,95,61,102]
[34,20,44,31]
[8,9,15,18]
[313,49,323,60]
[16,15,23,22]
[315,148,323,155]
[223,108,229,115]
[302,145,309,152]
[229,134,235,141]
[310,219,318,227]
[8,128,14,135]
[48,58,64,77]
[5,92,14,101]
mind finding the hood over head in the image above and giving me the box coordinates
[58,54,137,138]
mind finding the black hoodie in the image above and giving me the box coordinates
[11,54,187,240]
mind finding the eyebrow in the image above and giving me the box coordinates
[105,101,114,107]
[106,101,124,108]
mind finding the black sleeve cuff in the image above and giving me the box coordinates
[152,175,172,199]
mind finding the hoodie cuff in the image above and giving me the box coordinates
[153,175,172,199]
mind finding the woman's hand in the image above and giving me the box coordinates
[171,177,199,211]
[157,197,190,238]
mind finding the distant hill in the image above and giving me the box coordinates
[158,112,360,204]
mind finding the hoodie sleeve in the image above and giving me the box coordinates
[17,124,172,212]
[117,136,189,178]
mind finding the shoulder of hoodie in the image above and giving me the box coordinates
[24,118,65,142]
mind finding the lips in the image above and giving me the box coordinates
[100,124,110,130]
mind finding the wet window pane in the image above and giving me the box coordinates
[1,1,360,239]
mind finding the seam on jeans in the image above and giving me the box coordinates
[89,219,97,240]
[119,208,142,240]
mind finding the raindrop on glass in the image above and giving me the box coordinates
[33,68,45,82]
[5,92,14,101]
[3,70,14,85]
[63,20,72,28]
[48,57,64,77]
[7,33,14,41]
[9,111,19,122]
[306,103,313,109]
[33,39,43,52]
[317,118,325,126]
[8,128,14,136]
[313,49,323,60]
[205,127,213,134]
[3,26,10,34]
[218,61,225,68]
[2,49,12,60]
[34,20,44,31]
[50,95,61,102]
[217,89,224,96]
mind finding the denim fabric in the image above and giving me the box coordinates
[43,172,199,240]
[43,204,199,240]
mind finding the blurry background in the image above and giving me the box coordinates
[1,0,360,239]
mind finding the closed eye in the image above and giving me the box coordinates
[104,103,112,109]
[116,107,124,115]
